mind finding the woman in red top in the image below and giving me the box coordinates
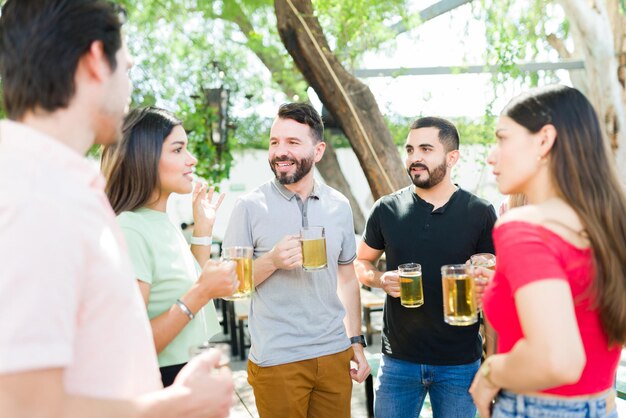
[470,85,626,418]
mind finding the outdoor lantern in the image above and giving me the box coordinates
[205,87,230,146]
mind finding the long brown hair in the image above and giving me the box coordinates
[503,85,626,345]
[101,106,182,214]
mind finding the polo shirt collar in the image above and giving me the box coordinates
[0,119,103,189]
[271,177,321,201]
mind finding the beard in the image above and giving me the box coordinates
[407,158,447,189]
[269,154,315,185]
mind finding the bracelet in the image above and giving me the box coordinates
[190,235,212,246]
[175,299,195,321]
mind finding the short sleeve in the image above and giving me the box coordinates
[223,198,254,249]
[495,222,568,293]
[362,199,385,250]
[119,226,154,284]
[338,203,357,264]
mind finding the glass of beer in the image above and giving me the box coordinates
[221,246,254,300]
[470,253,496,270]
[300,226,327,271]
[398,263,423,308]
[441,264,478,326]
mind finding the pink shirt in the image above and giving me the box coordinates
[0,120,161,398]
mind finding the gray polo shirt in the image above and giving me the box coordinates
[223,178,356,366]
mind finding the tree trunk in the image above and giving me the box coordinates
[315,140,366,233]
[558,0,626,178]
[274,0,410,200]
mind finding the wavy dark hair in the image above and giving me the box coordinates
[503,84,626,345]
[101,107,182,215]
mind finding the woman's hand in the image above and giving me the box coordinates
[470,266,494,309]
[192,182,225,235]
[198,260,238,300]
[469,359,500,418]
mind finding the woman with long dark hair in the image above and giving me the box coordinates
[470,85,626,417]
[102,107,237,386]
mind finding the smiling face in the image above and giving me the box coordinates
[157,125,197,195]
[404,127,452,189]
[268,117,324,185]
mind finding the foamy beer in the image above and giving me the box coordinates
[441,264,478,326]
[470,253,496,270]
[221,246,254,300]
[398,263,423,308]
[300,226,327,271]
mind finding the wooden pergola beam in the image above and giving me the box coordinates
[354,60,586,78]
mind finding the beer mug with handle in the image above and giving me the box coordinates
[441,264,478,326]
[221,246,254,300]
[300,226,327,272]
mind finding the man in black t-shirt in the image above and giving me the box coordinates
[356,117,496,418]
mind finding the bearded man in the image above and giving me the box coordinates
[355,117,497,418]
[223,102,370,418]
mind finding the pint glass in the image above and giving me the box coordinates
[300,226,327,271]
[398,263,423,308]
[441,264,478,326]
[222,246,254,300]
[470,253,496,270]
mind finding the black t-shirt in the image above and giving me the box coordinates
[363,186,497,365]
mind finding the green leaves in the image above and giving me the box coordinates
[313,0,416,67]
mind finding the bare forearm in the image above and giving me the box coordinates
[337,265,362,337]
[489,339,583,391]
[252,252,277,287]
[66,386,193,418]
[64,396,141,418]
[190,244,211,267]
[1,372,166,418]
[151,284,208,354]
[354,259,383,288]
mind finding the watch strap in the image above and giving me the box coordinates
[349,335,367,347]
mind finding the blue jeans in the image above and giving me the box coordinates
[492,390,618,418]
[374,354,480,418]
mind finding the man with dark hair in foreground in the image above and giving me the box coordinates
[0,1,232,417]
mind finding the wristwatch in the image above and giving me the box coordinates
[349,335,367,347]
[190,235,212,246]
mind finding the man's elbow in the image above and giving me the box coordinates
[353,259,372,285]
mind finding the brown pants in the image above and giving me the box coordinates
[247,348,353,418]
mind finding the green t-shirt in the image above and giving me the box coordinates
[118,208,221,367]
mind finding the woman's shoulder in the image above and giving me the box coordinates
[495,201,589,249]
[495,205,543,228]
[116,209,156,231]
[117,209,141,224]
